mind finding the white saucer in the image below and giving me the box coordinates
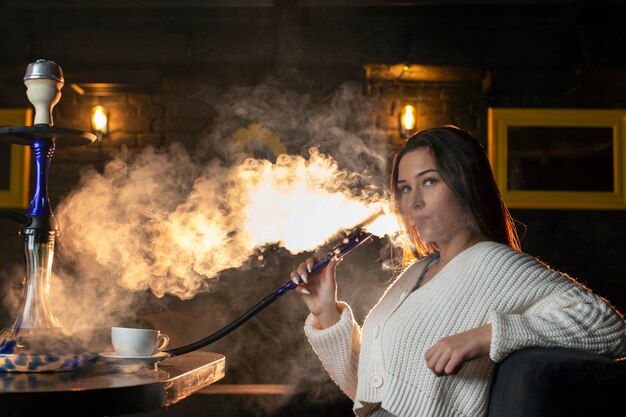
[98,351,170,364]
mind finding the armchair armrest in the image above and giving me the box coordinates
[487,347,626,417]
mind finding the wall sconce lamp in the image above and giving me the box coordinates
[400,104,417,139]
[91,105,108,139]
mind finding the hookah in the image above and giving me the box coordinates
[0,60,386,368]
[0,60,97,372]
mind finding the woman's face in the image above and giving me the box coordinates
[397,147,471,247]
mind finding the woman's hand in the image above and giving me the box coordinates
[424,324,492,376]
[290,257,342,329]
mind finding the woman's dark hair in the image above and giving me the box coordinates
[390,126,520,258]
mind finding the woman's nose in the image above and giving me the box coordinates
[410,189,424,209]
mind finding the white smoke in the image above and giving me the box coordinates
[55,79,391,301]
[43,76,396,416]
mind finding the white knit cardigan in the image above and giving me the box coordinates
[304,241,626,417]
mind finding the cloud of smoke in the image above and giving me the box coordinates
[55,78,392,301]
[41,75,398,415]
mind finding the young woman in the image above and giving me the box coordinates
[290,126,626,417]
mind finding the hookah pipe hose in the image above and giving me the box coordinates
[0,210,31,227]
[165,228,373,356]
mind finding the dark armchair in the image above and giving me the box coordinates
[487,347,626,417]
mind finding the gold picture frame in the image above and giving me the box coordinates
[0,109,32,209]
[488,108,626,209]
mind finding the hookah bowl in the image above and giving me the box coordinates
[0,60,97,372]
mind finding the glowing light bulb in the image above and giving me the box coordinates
[91,105,108,138]
[400,104,417,137]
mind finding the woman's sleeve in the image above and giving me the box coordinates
[489,275,626,363]
[304,301,361,400]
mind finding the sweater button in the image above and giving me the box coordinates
[371,374,383,388]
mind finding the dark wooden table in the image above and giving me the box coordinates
[0,351,225,416]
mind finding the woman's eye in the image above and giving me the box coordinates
[399,185,411,193]
[424,178,438,186]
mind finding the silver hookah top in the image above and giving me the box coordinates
[0,59,96,146]
[23,59,64,83]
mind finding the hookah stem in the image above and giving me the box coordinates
[165,229,373,357]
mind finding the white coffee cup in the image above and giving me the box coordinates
[111,327,170,357]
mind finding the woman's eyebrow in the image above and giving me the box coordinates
[416,168,438,177]
[397,168,438,185]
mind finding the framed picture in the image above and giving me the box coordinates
[488,108,626,209]
[0,109,32,209]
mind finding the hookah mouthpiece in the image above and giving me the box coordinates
[275,208,384,293]
[274,228,373,296]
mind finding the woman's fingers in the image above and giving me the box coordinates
[289,256,320,286]
[306,257,315,274]
[289,270,301,285]
[425,346,442,375]
[296,263,309,283]
[296,286,311,295]
[290,263,309,284]
[424,326,491,376]
[325,258,341,279]
[291,256,342,323]
[426,347,456,376]
[445,357,464,375]
[290,256,341,296]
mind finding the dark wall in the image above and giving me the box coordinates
[1,2,626,416]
